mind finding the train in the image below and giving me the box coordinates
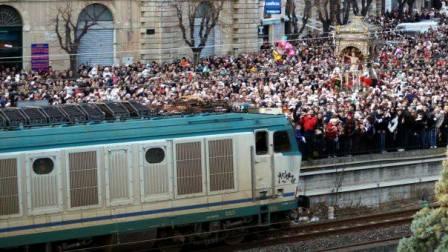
[0,105,302,250]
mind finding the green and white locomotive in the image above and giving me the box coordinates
[0,109,301,250]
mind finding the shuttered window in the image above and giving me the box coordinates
[208,139,234,192]
[176,142,203,195]
[69,151,99,208]
[0,159,19,215]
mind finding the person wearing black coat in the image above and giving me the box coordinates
[374,109,389,153]
[396,108,407,151]
[426,109,437,149]
[442,110,448,147]
[343,112,356,155]
[414,110,427,149]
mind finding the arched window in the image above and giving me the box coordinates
[0,6,22,69]
[78,3,113,23]
[0,5,22,27]
[77,4,114,66]
[195,1,214,18]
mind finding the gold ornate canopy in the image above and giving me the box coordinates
[335,16,379,63]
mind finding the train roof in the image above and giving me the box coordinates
[0,113,292,153]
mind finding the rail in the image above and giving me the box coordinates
[192,206,428,252]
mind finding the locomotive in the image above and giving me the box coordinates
[0,103,301,250]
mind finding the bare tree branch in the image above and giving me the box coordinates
[55,12,68,52]
[173,0,224,62]
[361,0,374,16]
[298,0,312,35]
[53,0,101,71]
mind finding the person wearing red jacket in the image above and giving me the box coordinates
[300,110,318,159]
[326,118,340,158]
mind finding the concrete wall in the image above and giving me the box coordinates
[299,148,446,207]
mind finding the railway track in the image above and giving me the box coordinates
[195,207,420,252]
[66,207,422,252]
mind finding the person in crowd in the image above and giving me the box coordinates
[387,110,399,150]
[300,110,318,159]
[295,123,306,156]
[374,109,389,153]
[0,8,447,159]
[343,112,356,156]
[325,117,340,158]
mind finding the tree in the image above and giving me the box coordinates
[352,0,374,16]
[398,154,448,252]
[285,0,312,42]
[317,0,355,33]
[54,1,100,72]
[316,0,332,33]
[397,0,416,16]
[174,0,224,65]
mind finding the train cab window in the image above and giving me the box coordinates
[274,131,291,153]
[255,131,268,155]
[32,158,54,175]
[145,148,165,163]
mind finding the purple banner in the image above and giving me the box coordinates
[31,43,49,72]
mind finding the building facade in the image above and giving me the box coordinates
[0,0,260,70]
[0,0,435,70]
[0,0,142,70]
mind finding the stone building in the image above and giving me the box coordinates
[0,0,435,70]
[0,0,141,70]
[0,0,259,70]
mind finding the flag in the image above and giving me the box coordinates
[273,50,282,62]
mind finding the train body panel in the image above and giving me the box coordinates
[0,113,301,248]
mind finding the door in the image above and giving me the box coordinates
[78,22,114,66]
[253,130,274,198]
[140,141,172,202]
[271,130,300,195]
[106,146,133,206]
[26,152,62,214]
[194,18,215,58]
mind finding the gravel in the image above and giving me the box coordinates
[239,224,410,252]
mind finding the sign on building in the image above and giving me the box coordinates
[31,43,49,72]
[264,0,281,15]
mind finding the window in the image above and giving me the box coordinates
[32,158,54,175]
[145,148,165,164]
[274,131,291,153]
[255,131,268,155]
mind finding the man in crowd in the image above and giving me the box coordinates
[0,8,447,158]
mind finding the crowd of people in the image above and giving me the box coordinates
[0,9,448,159]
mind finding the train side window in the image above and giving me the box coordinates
[145,148,165,164]
[274,131,291,153]
[32,158,54,175]
[255,131,268,155]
